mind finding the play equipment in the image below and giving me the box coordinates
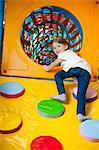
[37,99,65,118]
[80,119,99,142]
[31,136,62,150]
[1,1,99,79]
[72,87,98,102]
[0,110,22,134]
[0,1,99,150]
[0,82,25,98]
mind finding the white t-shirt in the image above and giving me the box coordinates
[58,50,91,75]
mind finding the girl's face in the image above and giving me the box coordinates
[52,42,68,56]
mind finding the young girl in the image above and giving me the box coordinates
[44,37,91,122]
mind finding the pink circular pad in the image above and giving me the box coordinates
[72,87,97,102]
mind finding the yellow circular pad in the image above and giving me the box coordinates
[0,111,22,134]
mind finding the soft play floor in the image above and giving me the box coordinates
[0,76,99,150]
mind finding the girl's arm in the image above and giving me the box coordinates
[43,59,62,71]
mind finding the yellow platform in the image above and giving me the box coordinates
[0,76,99,150]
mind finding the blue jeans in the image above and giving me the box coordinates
[54,67,91,115]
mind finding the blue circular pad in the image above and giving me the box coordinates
[0,82,25,98]
[80,119,99,142]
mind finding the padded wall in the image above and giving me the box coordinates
[1,0,99,78]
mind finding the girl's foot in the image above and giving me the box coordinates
[77,113,92,122]
[51,93,66,102]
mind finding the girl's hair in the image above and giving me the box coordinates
[53,37,70,48]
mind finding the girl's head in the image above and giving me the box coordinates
[52,37,70,56]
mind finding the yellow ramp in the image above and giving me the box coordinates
[0,76,99,150]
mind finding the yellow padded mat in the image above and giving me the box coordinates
[0,76,99,150]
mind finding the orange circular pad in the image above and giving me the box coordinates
[0,111,22,134]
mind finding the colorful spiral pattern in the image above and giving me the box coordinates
[20,6,83,65]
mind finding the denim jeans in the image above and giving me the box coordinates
[54,67,91,115]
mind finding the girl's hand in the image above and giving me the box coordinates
[43,59,62,71]
[43,65,51,72]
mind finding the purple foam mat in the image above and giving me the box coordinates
[72,87,97,102]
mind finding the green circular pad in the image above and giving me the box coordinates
[37,100,65,118]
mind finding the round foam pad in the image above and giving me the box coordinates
[80,119,99,142]
[0,82,25,98]
[37,100,65,118]
[72,87,97,102]
[31,136,62,150]
[0,111,22,134]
